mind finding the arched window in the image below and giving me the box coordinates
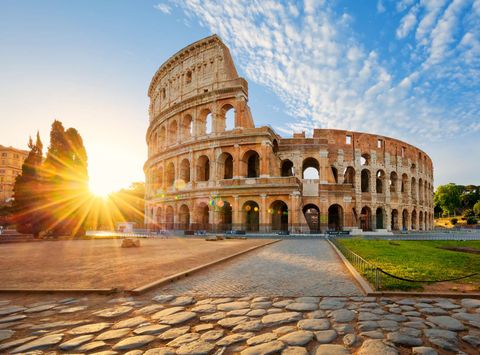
[198,109,213,136]
[166,162,175,187]
[401,173,408,193]
[168,120,178,144]
[185,71,192,84]
[302,158,320,179]
[411,177,417,198]
[218,152,233,179]
[196,155,210,181]
[281,160,294,177]
[179,204,190,230]
[361,169,370,192]
[331,166,338,183]
[243,150,260,178]
[389,172,398,193]
[181,114,193,139]
[344,167,355,185]
[360,153,370,166]
[159,126,166,149]
[179,159,190,183]
[376,170,385,193]
[221,104,235,131]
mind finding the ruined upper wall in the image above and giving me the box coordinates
[148,35,242,121]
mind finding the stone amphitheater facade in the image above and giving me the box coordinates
[144,35,434,233]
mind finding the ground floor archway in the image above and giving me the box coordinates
[360,206,372,231]
[242,200,259,232]
[391,209,399,231]
[376,207,384,229]
[270,200,288,232]
[328,204,343,231]
[303,204,320,233]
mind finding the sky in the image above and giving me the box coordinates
[0,0,478,194]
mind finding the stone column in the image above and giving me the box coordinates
[260,142,270,178]
[260,194,268,232]
[232,195,241,230]
[233,144,241,178]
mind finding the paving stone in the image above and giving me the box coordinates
[0,336,37,351]
[306,310,327,319]
[0,329,14,341]
[216,332,254,346]
[247,332,277,345]
[424,328,457,341]
[278,330,313,346]
[282,346,308,355]
[25,304,56,313]
[319,299,345,310]
[404,321,427,329]
[170,296,195,306]
[11,333,63,353]
[358,311,381,321]
[297,318,329,331]
[251,301,272,309]
[112,335,155,350]
[273,325,297,336]
[426,315,465,331]
[247,309,267,317]
[95,306,133,318]
[397,299,416,305]
[176,340,215,355]
[191,304,217,313]
[75,340,107,352]
[358,321,378,331]
[377,319,399,331]
[261,312,302,326]
[218,316,248,328]
[385,313,407,322]
[113,316,147,329]
[200,329,224,342]
[452,312,480,323]
[233,320,264,332]
[96,328,132,340]
[434,301,460,310]
[252,297,270,303]
[193,323,214,332]
[159,311,197,325]
[228,308,251,316]
[167,332,200,347]
[461,298,480,309]
[125,350,143,355]
[158,326,190,340]
[59,334,95,350]
[286,302,318,311]
[152,306,185,319]
[59,305,88,314]
[428,337,458,351]
[210,297,234,304]
[360,330,383,339]
[412,346,438,355]
[343,333,360,347]
[0,306,26,316]
[399,327,421,337]
[199,311,225,321]
[421,307,448,315]
[144,347,176,355]
[333,324,354,334]
[387,331,422,346]
[0,314,26,324]
[30,319,89,330]
[315,344,350,355]
[462,334,480,347]
[68,322,112,335]
[273,300,294,308]
[137,304,164,314]
[314,329,337,343]
[330,309,355,323]
[217,301,250,311]
[357,339,399,355]
[241,340,285,355]
[153,295,175,303]
[134,323,170,335]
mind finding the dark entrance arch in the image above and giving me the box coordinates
[328,204,343,231]
[218,201,232,231]
[376,207,384,229]
[242,201,259,231]
[270,200,288,232]
[391,209,399,231]
[360,206,372,231]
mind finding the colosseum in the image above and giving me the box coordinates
[144,35,434,234]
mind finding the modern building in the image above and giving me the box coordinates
[0,145,29,205]
[144,35,434,233]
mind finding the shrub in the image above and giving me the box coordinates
[464,209,475,217]
[466,216,477,225]
[474,201,480,217]
[451,218,458,225]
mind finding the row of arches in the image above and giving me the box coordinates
[391,209,433,231]
[150,104,236,154]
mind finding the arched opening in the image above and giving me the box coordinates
[159,126,166,149]
[185,70,192,84]
[401,174,408,193]
[281,160,294,177]
[181,114,193,139]
[419,211,424,230]
[178,204,190,230]
[217,152,233,180]
[179,159,190,184]
[331,166,338,183]
[242,201,259,232]
[360,206,372,231]
[196,203,210,231]
[376,170,385,193]
[361,169,370,192]
[165,206,174,230]
[390,172,398,193]
[205,112,213,134]
[411,209,417,230]
[221,104,235,131]
[302,204,320,233]
[155,167,163,191]
[218,201,232,231]
[272,140,279,154]
[402,209,409,230]
[302,158,320,179]
[328,204,343,231]
[196,155,210,181]
[391,209,399,231]
[418,178,424,204]
[376,207,384,229]
[344,167,355,185]
[411,177,417,199]
[166,162,175,187]
[243,150,260,178]
[361,153,370,166]
[270,200,289,232]
[198,109,213,136]
[168,120,178,144]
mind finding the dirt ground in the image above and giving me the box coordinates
[0,238,274,290]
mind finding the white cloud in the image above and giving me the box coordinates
[154,2,172,14]
[377,0,386,13]
[396,5,419,38]
[170,0,479,145]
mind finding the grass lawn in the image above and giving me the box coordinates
[338,238,480,291]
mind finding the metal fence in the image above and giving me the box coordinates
[362,232,480,241]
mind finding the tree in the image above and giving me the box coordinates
[474,200,480,217]
[13,133,45,237]
[434,183,462,216]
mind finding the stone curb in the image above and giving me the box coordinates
[0,288,117,294]
[130,239,281,294]
[326,239,373,295]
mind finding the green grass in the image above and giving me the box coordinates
[338,238,480,291]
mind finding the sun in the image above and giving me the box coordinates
[89,180,112,198]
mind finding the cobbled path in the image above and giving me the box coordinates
[0,294,479,354]
[159,239,361,297]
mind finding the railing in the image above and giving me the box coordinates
[329,237,382,290]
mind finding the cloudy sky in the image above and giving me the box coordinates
[0,0,478,193]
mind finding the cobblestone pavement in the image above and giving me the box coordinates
[159,239,361,297]
[0,294,479,354]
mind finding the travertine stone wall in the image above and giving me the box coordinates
[144,35,434,233]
